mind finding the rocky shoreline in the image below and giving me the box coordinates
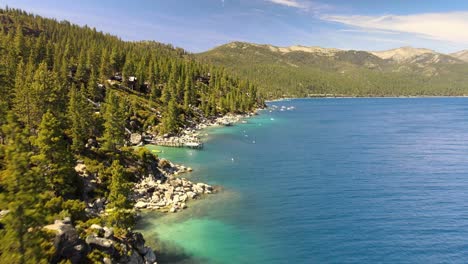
[59,109,259,263]
[147,112,257,149]
[132,175,214,213]
[129,112,257,214]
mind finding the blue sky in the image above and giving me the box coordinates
[3,0,468,53]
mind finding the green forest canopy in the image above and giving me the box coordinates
[0,8,262,263]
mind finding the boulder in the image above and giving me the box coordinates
[128,250,144,264]
[151,194,160,202]
[172,194,180,204]
[144,248,157,264]
[90,224,103,231]
[158,159,171,169]
[164,188,173,200]
[86,138,98,148]
[74,164,87,174]
[130,133,143,145]
[127,232,146,255]
[155,200,166,207]
[103,227,114,239]
[192,185,204,194]
[94,198,106,211]
[186,192,197,199]
[135,201,148,209]
[45,219,89,264]
[85,234,114,251]
[0,210,9,219]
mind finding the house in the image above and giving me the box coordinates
[128,76,138,90]
[111,72,123,81]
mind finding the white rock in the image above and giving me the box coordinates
[173,194,180,204]
[90,224,103,231]
[193,185,204,193]
[135,201,148,209]
[186,192,197,199]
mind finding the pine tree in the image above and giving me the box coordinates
[87,68,100,101]
[183,75,194,110]
[28,62,65,128]
[68,83,93,153]
[33,111,78,198]
[102,91,127,151]
[106,160,134,229]
[0,114,48,264]
[99,49,111,82]
[161,98,178,134]
[13,24,25,61]
[75,49,87,81]
[160,84,171,106]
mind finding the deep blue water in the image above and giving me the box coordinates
[140,98,468,263]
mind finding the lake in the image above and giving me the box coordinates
[138,98,468,263]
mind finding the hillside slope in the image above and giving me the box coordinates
[197,42,468,98]
[0,8,262,263]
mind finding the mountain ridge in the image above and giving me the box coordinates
[213,41,465,63]
[197,41,468,98]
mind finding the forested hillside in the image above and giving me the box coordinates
[0,8,261,263]
[198,42,468,99]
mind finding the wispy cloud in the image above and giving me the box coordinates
[266,0,306,9]
[265,0,331,12]
[322,12,468,44]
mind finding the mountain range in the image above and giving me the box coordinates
[197,42,468,98]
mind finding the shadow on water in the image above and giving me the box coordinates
[136,190,245,264]
[137,216,209,264]
[147,238,209,264]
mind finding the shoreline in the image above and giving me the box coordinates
[132,109,261,215]
[147,110,259,149]
[266,95,468,102]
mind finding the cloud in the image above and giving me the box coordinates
[322,12,468,44]
[266,0,306,9]
[265,0,331,11]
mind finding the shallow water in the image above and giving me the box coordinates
[138,98,468,263]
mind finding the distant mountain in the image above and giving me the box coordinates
[450,50,468,62]
[197,42,468,98]
[372,46,461,65]
[372,46,434,61]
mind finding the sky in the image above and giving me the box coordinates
[2,0,468,53]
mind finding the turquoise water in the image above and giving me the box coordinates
[138,98,468,263]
